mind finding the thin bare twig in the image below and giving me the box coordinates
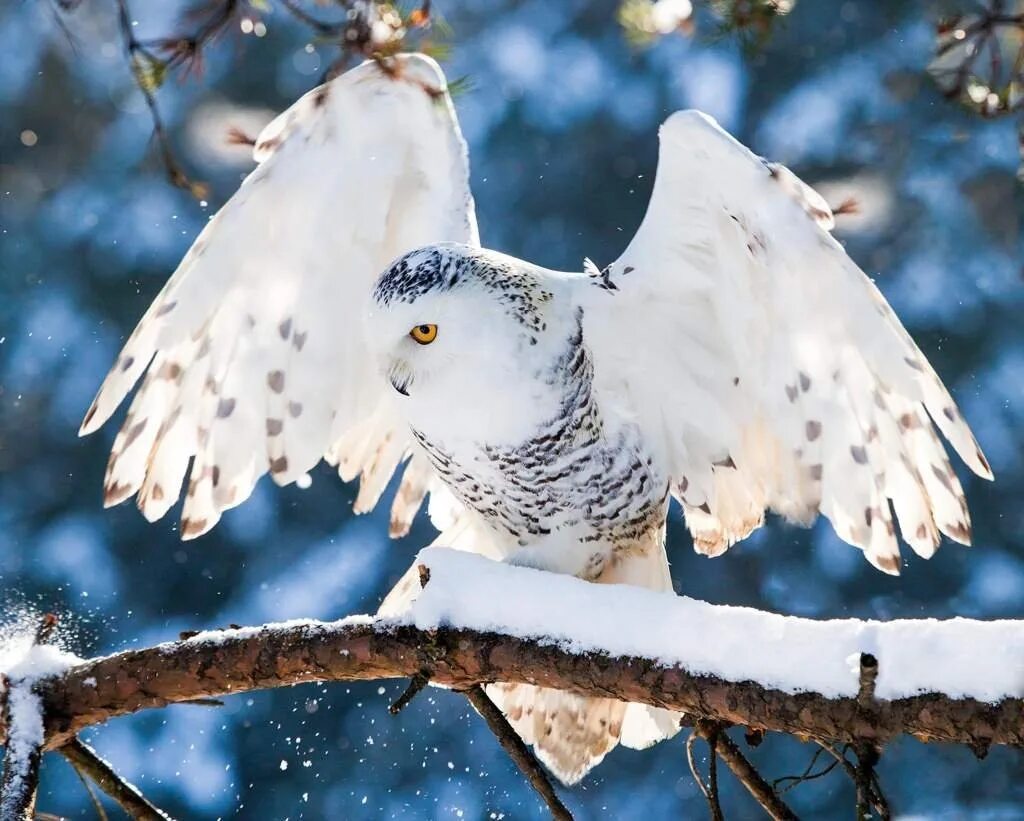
[688,721,724,821]
[278,0,346,36]
[33,615,59,648]
[713,731,798,821]
[388,672,430,715]
[462,685,572,821]
[66,751,110,821]
[772,746,839,795]
[60,737,173,821]
[115,0,204,197]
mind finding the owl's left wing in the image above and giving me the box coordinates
[80,54,475,540]
[583,111,992,574]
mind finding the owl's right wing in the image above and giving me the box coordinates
[583,111,991,574]
[80,54,477,540]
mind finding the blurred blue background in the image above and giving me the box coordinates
[1,0,1022,818]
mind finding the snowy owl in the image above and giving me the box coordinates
[81,54,992,784]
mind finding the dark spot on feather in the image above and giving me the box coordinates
[182,518,208,538]
[151,484,165,501]
[268,370,285,393]
[293,331,307,351]
[904,357,924,372]
[313,85,330,107]
[270,456,289,474]
[216,398,236,418]
[899,413,919,430]
[943,406,957,422]
[799,372,811,392]
[809,464,823,481]
[212,466,220,487]
[155,361,183,382]
[288,401,303,418]
[155,301,177,317]
[103,480,132,505]
[697,502,711,514]
[120,356,135,372]
[714,456,736,469]
[946,521,972,543]
[278,318,292,340]
[976,448,991,475]
[785,384,798,402]
[877,555,900,573]
[266,418,283,436]
[805,420,822,441]
[851,445,868,464]
[931,463,954,494]
[123,418,147,449]
[915,523,928,541]
[865,507,874,526]
[623,266,635,274]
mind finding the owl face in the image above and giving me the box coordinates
[368,244,578,443]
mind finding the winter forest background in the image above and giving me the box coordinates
[1,0,1022,818]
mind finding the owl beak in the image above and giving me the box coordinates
[388,360,412,397]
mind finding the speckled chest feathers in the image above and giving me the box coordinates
[370,244,672,578]
[414,307,668,577]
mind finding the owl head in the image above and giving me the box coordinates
[367,243,581,442]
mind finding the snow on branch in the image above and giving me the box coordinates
[3,549,1024,817]
[15,548,1024,751]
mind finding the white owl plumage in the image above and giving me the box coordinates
[81,54,992,785]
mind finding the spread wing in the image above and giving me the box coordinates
[584,111,992,574]
[81,54,477,540]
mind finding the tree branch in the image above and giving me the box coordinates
[711,730,798,821]
[18,616,1023,753]
[462,685,572,821]
[0,676,43,821]
[60,737,173,821]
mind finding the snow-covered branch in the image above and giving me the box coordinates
[3,549,1023,817]
[13,549,1024,752]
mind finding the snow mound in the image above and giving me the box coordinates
[404,548,1024,702]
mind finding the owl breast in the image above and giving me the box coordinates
[410,327,669,579]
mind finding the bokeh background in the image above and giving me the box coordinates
[2,0,1022,818]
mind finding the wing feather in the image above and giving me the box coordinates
[83,54,476,539]
[585,110,991,573]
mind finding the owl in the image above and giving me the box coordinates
[81,54,991,785]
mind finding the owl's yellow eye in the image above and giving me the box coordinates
[409,324,438,345]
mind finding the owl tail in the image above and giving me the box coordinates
[485,683,680,785]
[378,519,681,786]
[483,533,682,785]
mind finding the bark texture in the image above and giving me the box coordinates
[22,619,1024,753]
